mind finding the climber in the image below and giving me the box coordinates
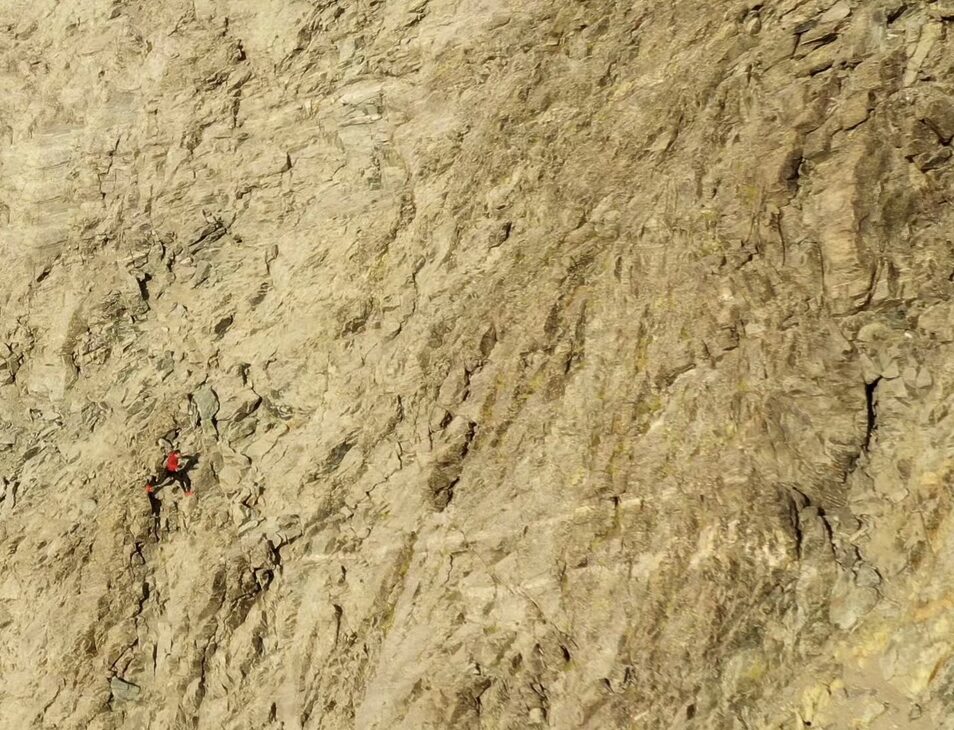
[152,449,194,496]
[164,449,193,495]
[144,475,161,516]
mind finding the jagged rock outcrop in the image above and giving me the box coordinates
[2,1,954,728]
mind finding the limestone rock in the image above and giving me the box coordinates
[2,1,954,728]
[216,387,260,423]
[191,385,220,425]
[109,677,141,702]
[828,569,880,630]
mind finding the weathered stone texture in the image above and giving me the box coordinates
[2,1,954,728]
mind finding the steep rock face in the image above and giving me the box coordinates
[1,1,954,728]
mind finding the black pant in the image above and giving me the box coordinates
[157,468,191,493]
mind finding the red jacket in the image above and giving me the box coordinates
[166,451,181,472]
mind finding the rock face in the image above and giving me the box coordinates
[1,1,954,728]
